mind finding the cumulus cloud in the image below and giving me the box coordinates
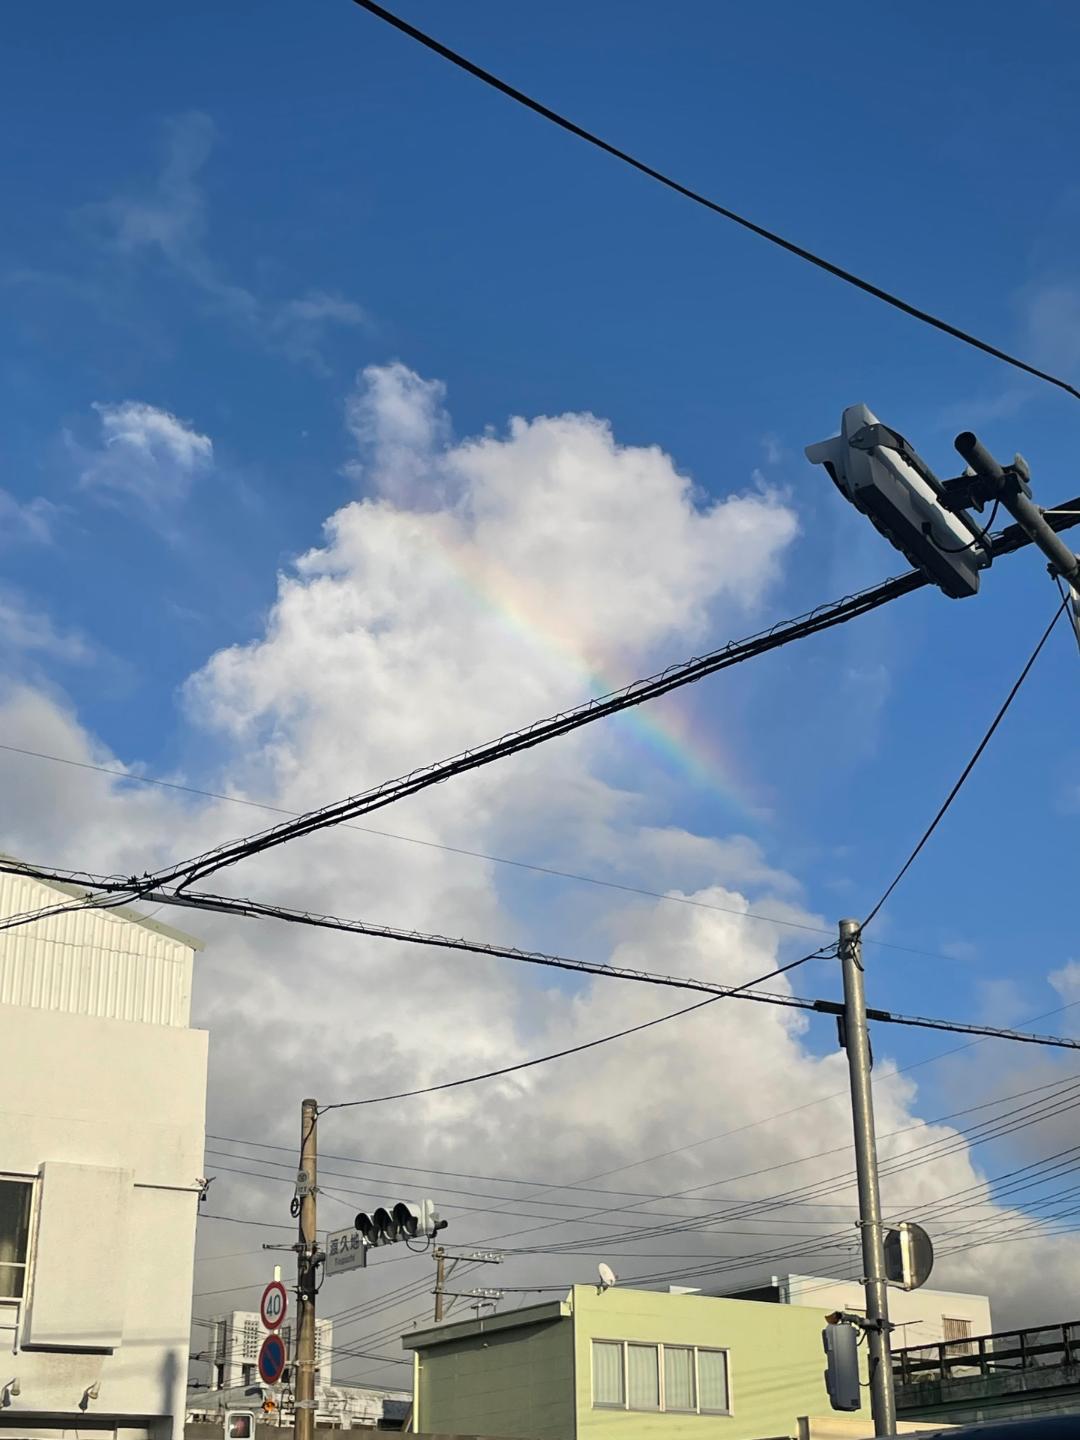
[3,365,1077,1383]
[91,112,366,367]
[75,400,213,512]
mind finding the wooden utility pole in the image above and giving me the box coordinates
[295,1098,319,1440]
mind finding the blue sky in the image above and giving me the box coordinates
[4,0,1080,1339]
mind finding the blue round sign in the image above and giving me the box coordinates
[258,1332,287,1386]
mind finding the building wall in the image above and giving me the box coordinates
[205,1311,333,1390]
[572,1285,869,1440]
[413,1312,575,1440]
[778,1275,993,1351]
[0,878,207,1440]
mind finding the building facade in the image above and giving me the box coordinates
[0,865,209,1440]
[724,1273,993,1352]
[190,1310,409,1430]
[405,1283,871,1440]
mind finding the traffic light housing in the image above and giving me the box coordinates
[806,404,991,599]
[822,1321,861,1411]
[354,1198,444,1247]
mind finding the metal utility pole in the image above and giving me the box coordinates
[838,920,896,1437]
[433,1246,447,1322]
[295,1098,319,1440]
[953,432,1080,587]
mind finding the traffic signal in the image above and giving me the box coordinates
[822,1321,861,1412]
[806,404,991,599]
[353,1198,445,1247]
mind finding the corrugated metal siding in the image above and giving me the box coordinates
[0,870,194,1027]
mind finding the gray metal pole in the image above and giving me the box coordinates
[954,431,1080,584]
[839,919,896,1436]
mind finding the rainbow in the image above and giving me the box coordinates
[426,525,758,818]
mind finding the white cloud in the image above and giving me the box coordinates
[3,365,1078,1376]
[0,489,58,544]
[75,400,213,511]
[91,112,366,367]
[0,590,92,666]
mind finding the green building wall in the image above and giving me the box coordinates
[412,1303,576,1440]
[408,1286,868,1440]
[572,1285,867,1440]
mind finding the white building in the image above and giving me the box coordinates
[0,864,209,1440]
[192,1310,410,1430]
[204,1310,333,1391]
[726,1272,993,1351]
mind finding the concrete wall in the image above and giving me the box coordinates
[572,1285,869,1440]
[0,996,207,1440]
[412,1311,575,1440]
[780,1275,992,1351]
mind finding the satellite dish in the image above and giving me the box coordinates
[884,1221,934,1291]
[598,1263,618,1290]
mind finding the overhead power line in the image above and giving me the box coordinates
[348,0,1080,402]
[0,738,949,961]
[4,856,1080,1058]
[863,595,1069,928]
[128,501,1080,897]
[318,945,831,1113]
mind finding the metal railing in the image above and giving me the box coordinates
[893,1321,1080,1388]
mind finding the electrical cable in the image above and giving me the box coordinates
[0,739,947,959]
[141,572,928,894]
[4,500,1076,922]
[862,594,1068,928]
[925,499,1001,554]
[6,856,1080,1060]
[347,0,1080,403]
[318,945,831,1113]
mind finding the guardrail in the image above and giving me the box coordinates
[893,1322,1080,1388]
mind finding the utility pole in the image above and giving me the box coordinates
[295,1098,319,1440]
[433,1246,447,1322]
[838,920,896,1437]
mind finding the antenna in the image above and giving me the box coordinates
[598,1263,617,1291]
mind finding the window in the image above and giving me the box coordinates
[0,1180,32,1300]
[943,1317,974,1355]
[592,1341,624,1406]
[663,1347,695,1411]
[627,1345,660,1410]
[592,1341,730,1415]
[698,1349,730,1413]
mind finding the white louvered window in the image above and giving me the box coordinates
[242,1319,260,1359]
[943,1316,975,1355]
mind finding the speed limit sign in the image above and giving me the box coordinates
[260,1280,287,1331]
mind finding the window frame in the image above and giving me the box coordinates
[0,1176,34,1303]
[590,1339,732,1416]
[695,1346,732,1415]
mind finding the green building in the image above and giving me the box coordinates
[405,1284,869,1440]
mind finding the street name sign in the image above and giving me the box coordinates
[325,1226,367,1276]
